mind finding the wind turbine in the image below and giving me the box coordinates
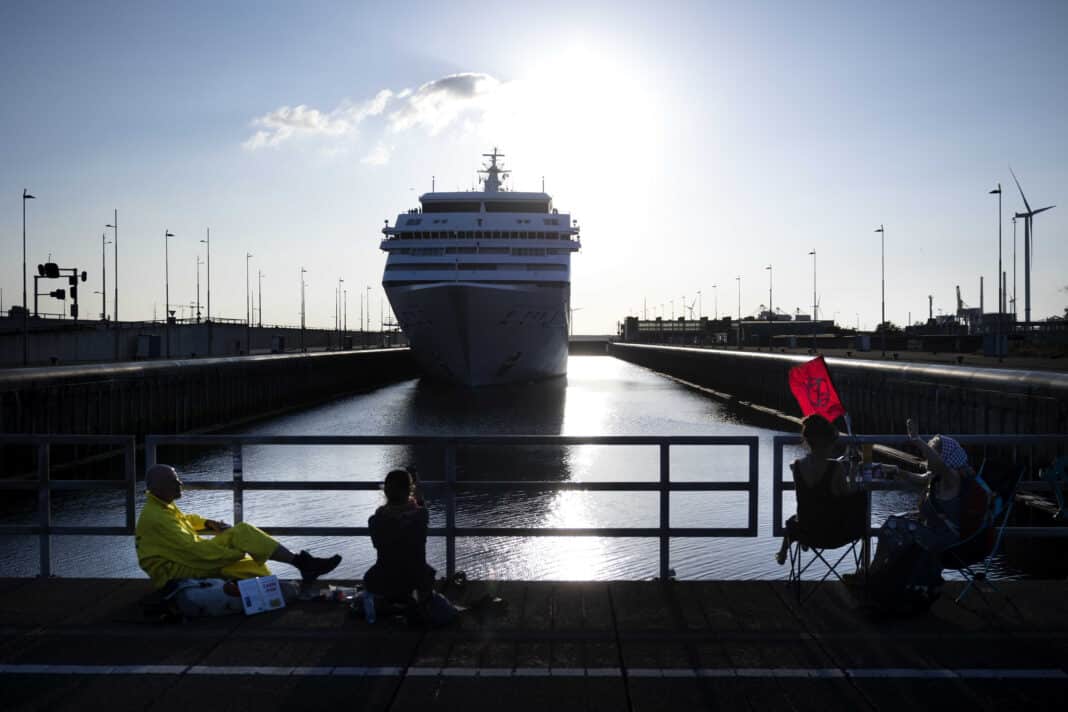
[1010,168,1055,324]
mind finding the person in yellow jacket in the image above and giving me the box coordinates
[136,464,341,589]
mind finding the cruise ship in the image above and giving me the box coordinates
[380,150,581,386]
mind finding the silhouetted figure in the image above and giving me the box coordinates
[363,469,436,601]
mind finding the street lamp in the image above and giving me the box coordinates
[874,224,885,352]
[101,232,112,321]
[808,249,817,348]
[711,284,718,320]
[697,290,702,320]
[200,228,211,321]
[989,183,1003,355]
[195,255,203,323]
[258,269,264,327]
[106,210,118,361]
[336,277,345,348]
[245,252,253,354]
[300,267,307,352]
[22,189,36,366]
[765,265,773,320]
[164,230,175,357]
[736,276,741,321]
[365,285,371,345]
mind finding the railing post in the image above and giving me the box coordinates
[232,442,244,524]
[659,442,670,581]
[748,438,759,537]
[445,442,456,580]
[37,443,51,577]
[772,438,784,537]
[124,437,137,532]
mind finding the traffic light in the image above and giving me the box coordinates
[69,285,77,299]
[50,289,66,300]
[43,263,60,278]
[70,304,78,318]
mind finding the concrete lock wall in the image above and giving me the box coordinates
[608,343,1068,436]
[0,317,403,367]
[0,349,418,441]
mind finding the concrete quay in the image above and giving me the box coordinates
[2,578,1067,710]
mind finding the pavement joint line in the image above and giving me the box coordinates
[0,664,1066,680]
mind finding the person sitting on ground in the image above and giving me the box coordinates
[135,464,341,589]
[363,469,436,602]
[776,414,868,566]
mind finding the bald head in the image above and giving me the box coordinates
[146,464,182,502]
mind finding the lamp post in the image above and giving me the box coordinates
[101,232,112,320]
[343,288,348,334]
[736,276,741,321]
[1011,216,1017,318]
[22,189,36,366]
[245,252,253,354]
[164,230,174,357]
[874,224,885,353]
[365,285,371,346]
[990,184,1003,356]
[200,228,211,321]
[697,290,702,320]
[809,249,817,348]
[195,256,203,323]
[711,284,718,320]
[257,270,264,328]
[336,278,344,348]
[300,267,307,353]
[106,211,118,361]
[765,264,773,320]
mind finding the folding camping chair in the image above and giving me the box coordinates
[786,459,870,604]
[939,462,1024,605]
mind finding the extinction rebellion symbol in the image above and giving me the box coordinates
[804,376,832,410]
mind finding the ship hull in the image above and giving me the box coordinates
[385,282,570,386]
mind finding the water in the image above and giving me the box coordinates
[0,356,1016,580]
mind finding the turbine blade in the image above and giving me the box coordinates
[1032,205,1055,215]
[1009,166,1033,213]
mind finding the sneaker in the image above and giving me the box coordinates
[293,550,342,582]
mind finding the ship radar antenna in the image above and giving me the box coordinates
[479,147,509,193]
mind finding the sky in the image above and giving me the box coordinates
[2,0,1066,333]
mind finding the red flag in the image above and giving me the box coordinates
[788,356,846,422]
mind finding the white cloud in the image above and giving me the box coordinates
[361,143,391,166]
[243,73,504,151]
[386,73,501,134]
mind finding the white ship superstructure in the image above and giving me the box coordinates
[380,150,581,386]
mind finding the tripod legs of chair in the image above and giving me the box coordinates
[787,541,863,604]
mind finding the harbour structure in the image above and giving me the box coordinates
[380,149,581,386]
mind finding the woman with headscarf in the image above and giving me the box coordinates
[867,419,976,612]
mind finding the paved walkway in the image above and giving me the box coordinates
[1,578,1066,710]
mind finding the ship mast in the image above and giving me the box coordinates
[479,147,509,193]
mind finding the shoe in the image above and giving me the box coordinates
[293,550,342,582]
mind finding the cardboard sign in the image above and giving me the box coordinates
[237,575,286,615]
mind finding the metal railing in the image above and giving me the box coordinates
[772,433,1068,538]
[0,434,137,577]
[1,434,760,579]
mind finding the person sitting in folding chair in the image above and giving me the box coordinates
[867,420,977,612]
[776,414,868,582]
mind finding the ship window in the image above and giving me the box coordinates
[411,247,445,256]
[542,218,559,226]
[405,218,422,226]
[457,263,498,270]
[422,201,481,213]
[525,264,566,271]
[445,247,476,254]
[512,247,546,256]
[484,201,550,213]
[479,247,510,254]
[385,263,454,271]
